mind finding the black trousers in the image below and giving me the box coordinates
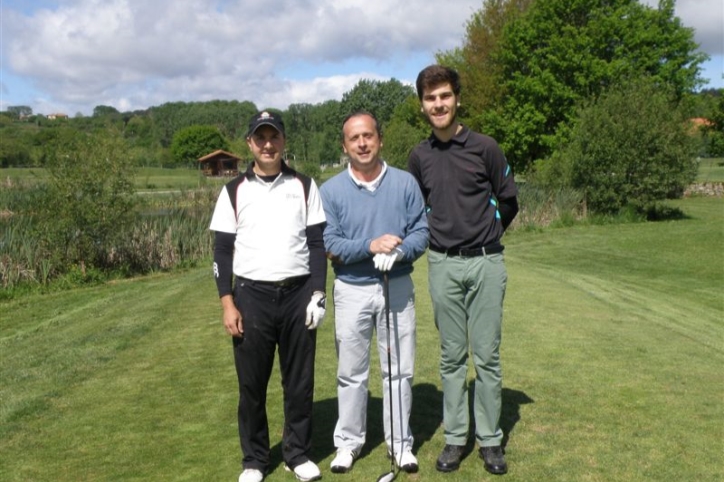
[232,276,316,473]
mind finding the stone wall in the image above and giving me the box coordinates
[683,182,724,197]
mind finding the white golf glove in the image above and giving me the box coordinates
[305,291,326,330]
[373,248,403,272]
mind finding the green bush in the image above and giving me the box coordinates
[37,128,137,272]
[562,78,698,214]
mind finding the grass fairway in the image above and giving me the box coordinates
[1,198,722,482]
[697,158,724,182]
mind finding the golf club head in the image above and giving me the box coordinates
[376,471,396,482]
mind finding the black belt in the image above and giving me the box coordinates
[238,275,308,288]
[429,245,504,257]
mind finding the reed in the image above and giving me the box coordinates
[0,183,219,293]
[511,184,584,230]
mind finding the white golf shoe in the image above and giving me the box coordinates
[399,448,419,473]
[389,447,419,473]
[285,460,321,481]
[238,468,264,482]
[330,448,358,473]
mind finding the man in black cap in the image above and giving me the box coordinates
[210,111,328,482]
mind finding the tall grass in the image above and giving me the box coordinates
[511,184,584,230]
[1,161,715,294]
[0,180,220,293]
[2,177,583,292]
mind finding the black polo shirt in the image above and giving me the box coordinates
[407,125,518,251]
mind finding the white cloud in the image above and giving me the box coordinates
[1,0,721,116]
[640,0,723,55]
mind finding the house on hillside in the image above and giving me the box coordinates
[47,113,68,120]
[198,150,242,177]
[689,117,713,132]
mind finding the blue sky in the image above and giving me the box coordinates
[1,0,721,117]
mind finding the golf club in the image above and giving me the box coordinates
[377,272,398,482]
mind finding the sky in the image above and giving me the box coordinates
[1,0,722,117]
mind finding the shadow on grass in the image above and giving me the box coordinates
[501,387,535,448]
[268,383,532,471]
[643,204,690,221]
[301,383,444,465]
[261,383,446,470]
[460,383,534,460]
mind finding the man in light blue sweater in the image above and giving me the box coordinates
[320,111,428,475]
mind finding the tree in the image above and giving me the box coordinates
[170,125,230,166]
[340,79,415,126]
[284,100,342,165]
[7,105,33,119]
[436,0,534,126]
[380,96,430,169]
[297,160,321,183]
[124,115,155,149]
[561,78,698,214]
[93,105,121,117]
[461,0,708,173]
[149,100,257,147]
[284,103,317,163]
[702,92,724,157]
[381,119,428,170]
[38,128,137,270]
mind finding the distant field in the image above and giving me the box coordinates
[133,167,227,191]
[1,167,48,184]
[0,166,224,191]
[697,157,724,182]
[3,158,722,189]
[1,166,339,191]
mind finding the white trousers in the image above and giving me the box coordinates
[332,275,417,454]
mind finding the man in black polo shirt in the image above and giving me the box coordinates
[407,65,518,476]
[210,111,327,482]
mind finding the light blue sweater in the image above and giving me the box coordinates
[320,166,429,283]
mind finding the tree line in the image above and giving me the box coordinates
[0,79,419,170]
[1,0,723,207]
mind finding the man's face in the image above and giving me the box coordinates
[247,125,285,169]
[420,83,459,132]
[342,114,382,173]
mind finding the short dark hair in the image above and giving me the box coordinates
[341,110,382,139]
[415,65,461,101]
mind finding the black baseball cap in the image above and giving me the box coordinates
[246,111,286,137]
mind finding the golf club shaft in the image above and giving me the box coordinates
[377,272,397,482]
[383,272,396,471]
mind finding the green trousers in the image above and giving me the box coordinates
[428,250,507,447]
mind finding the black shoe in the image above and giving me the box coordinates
[479,446,508,475]
[436,444,465,472]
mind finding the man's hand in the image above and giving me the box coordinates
[220,295,243,337]
[305,291,327,330]
[370,234,403,254]
[373,247,403,272]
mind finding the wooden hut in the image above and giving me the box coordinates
[198,150,241,177]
